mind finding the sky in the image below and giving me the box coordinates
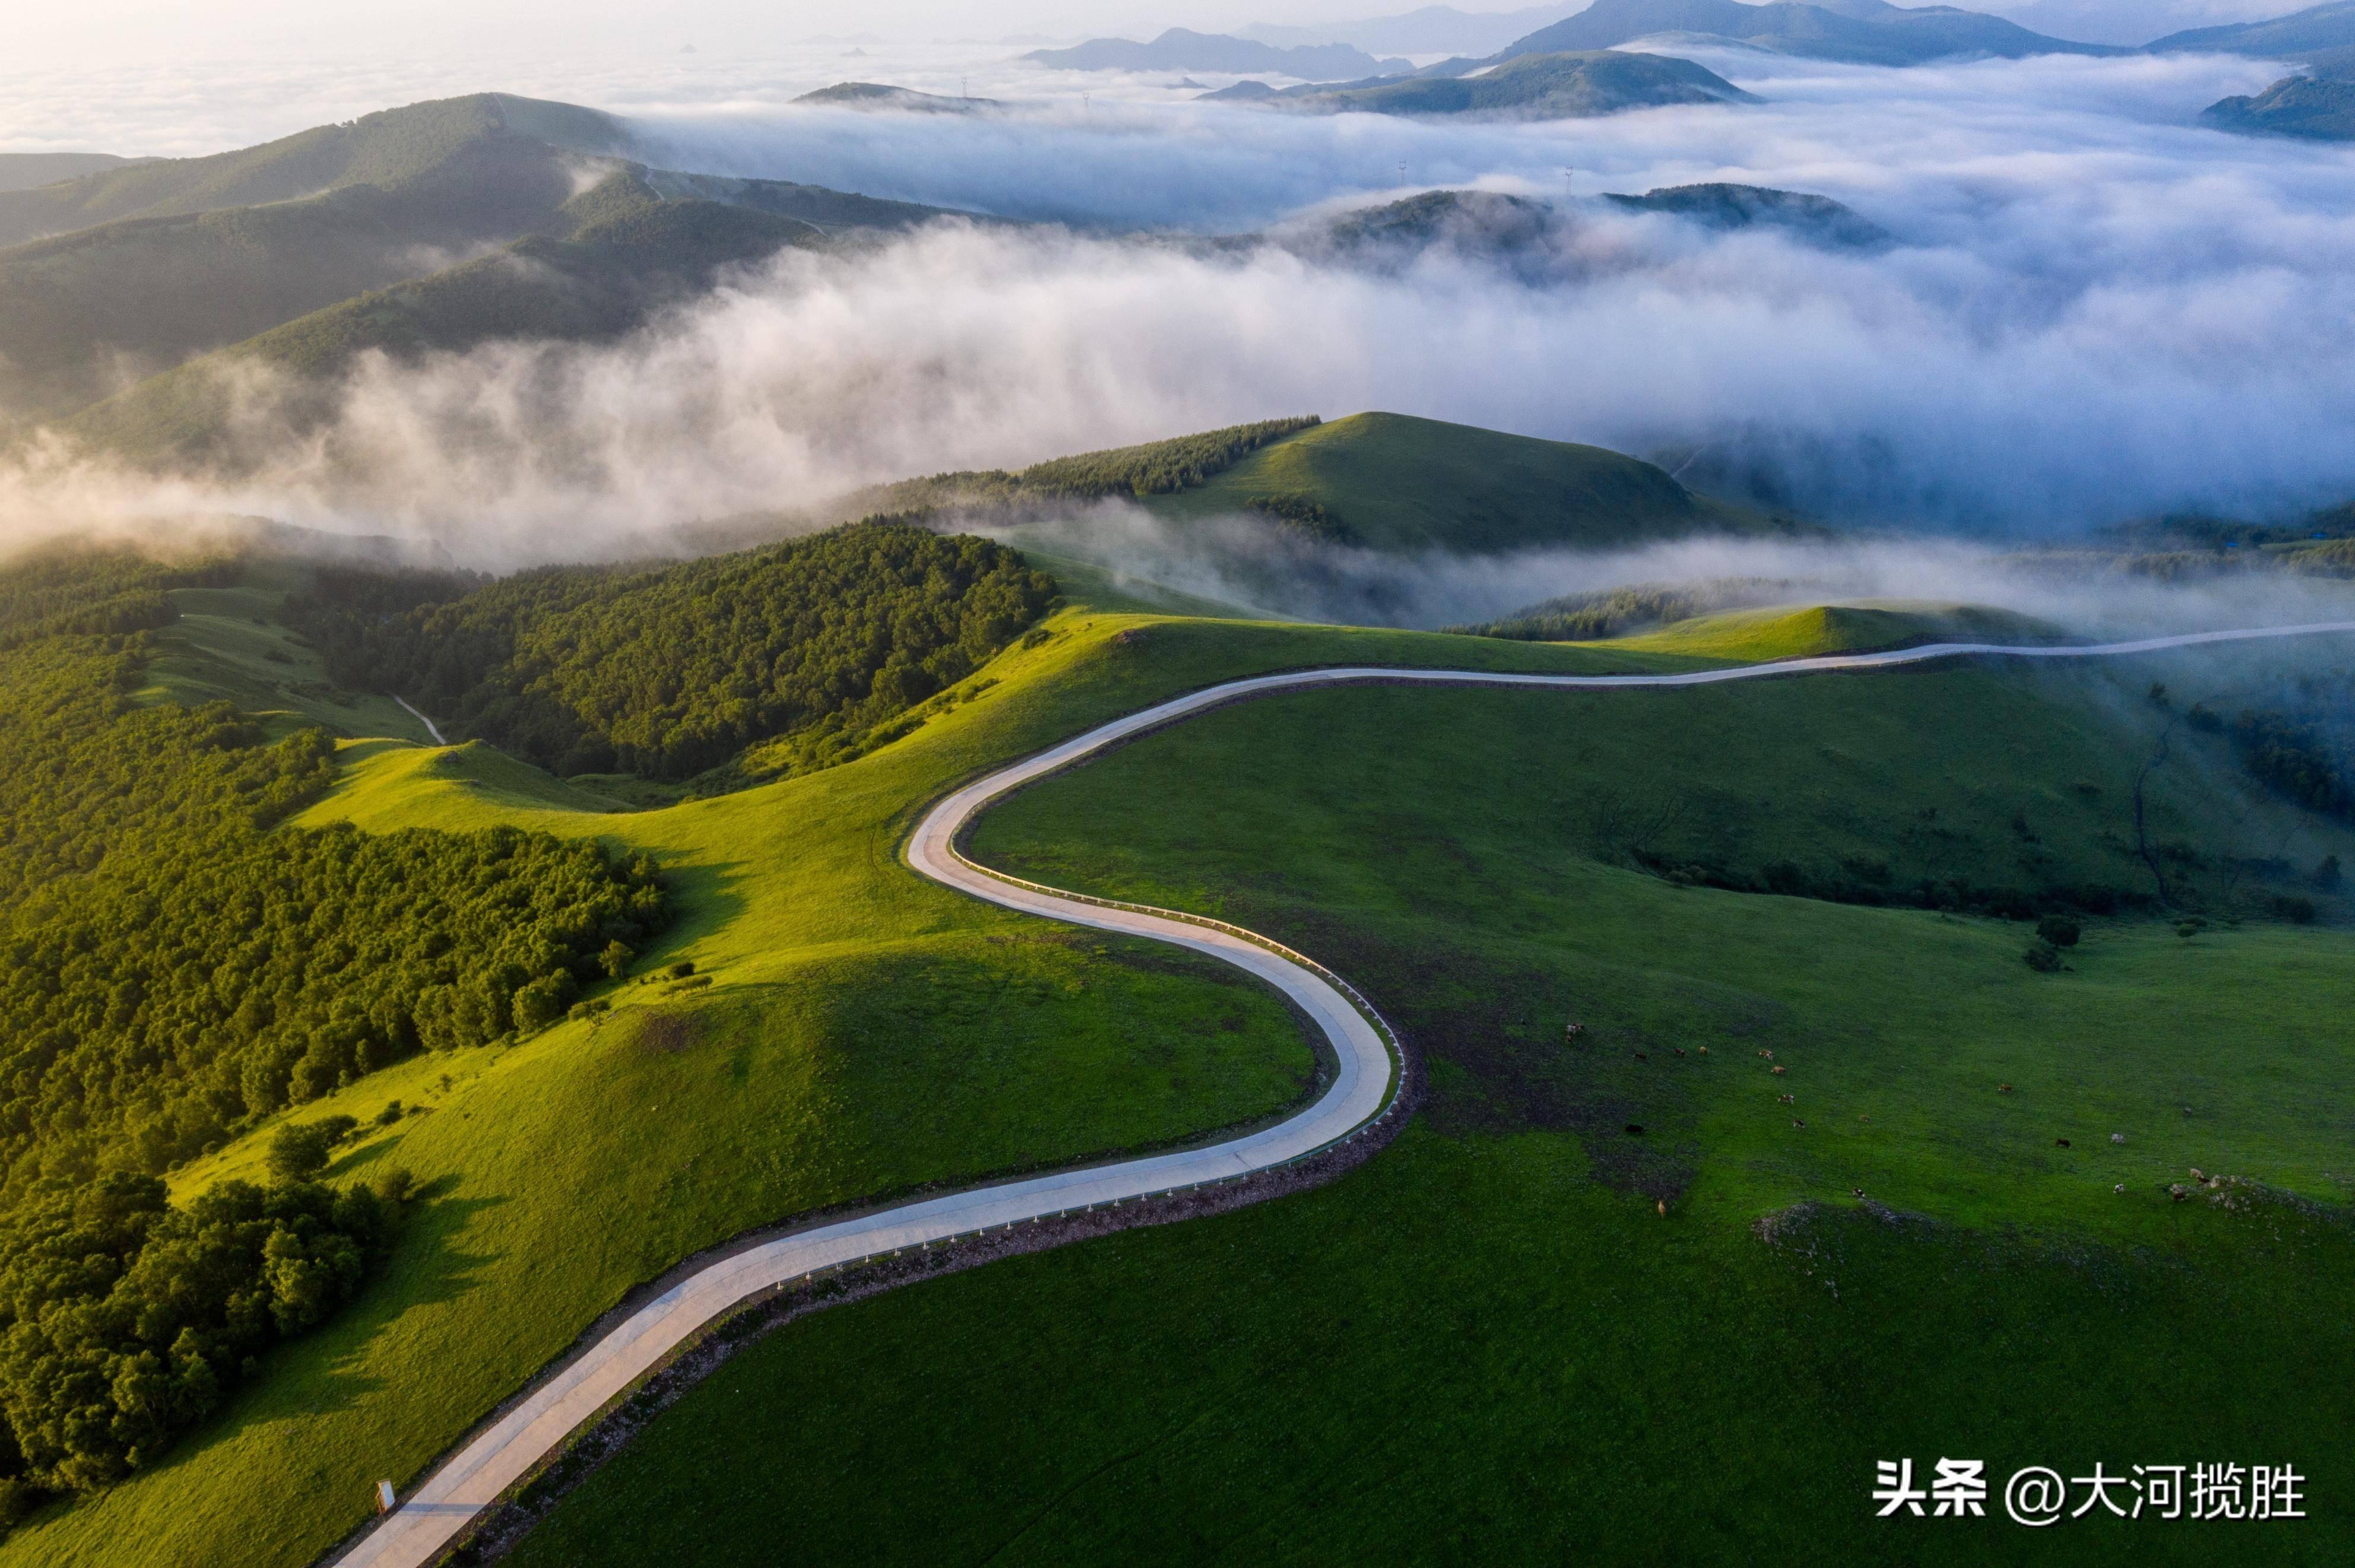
[0,0,2308,72]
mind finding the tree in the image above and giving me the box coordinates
[265,1122,331,1184]
[2035,915,2081,948]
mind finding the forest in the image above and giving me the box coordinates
[289,520,1057,780]
[858,416,1321,517]
[0,544,676,1521]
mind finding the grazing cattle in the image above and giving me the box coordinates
[1852,1187,1865,1199]
[2111,1132,2125,1144]
[2056,1138,2071,1148]
[1778,1092,1795,1104]
[1998,1083,2014,1093]
[1771,1065,1786,1075]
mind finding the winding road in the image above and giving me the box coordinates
[332,620,2355,1568]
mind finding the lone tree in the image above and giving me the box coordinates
[2036,915,2082,949]
[266,1121,332,1183]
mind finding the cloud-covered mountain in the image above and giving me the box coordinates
[1023,28,1411,78]
[1228,50,1757,119]
[1238,4,1586,56]
[2203,62,2355,137]
[2148,0,2355,59]
[1489,0,2118,65]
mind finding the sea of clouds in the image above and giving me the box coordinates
[1,41,2353,595]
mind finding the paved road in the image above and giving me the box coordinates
[394,696,447,747]
[332,620,2355,1568]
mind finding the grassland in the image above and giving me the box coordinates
[1140,411,1785,554]
[1,588,1717,1568]
[506,632,2355,1566]
[129,572,435,742]
[1590,601,2058,661]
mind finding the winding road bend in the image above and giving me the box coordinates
[334,620,2355,1568]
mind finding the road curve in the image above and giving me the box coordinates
[333,620,2355,1568]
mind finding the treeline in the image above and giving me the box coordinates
[289,521,1056,780]
[0,545,219,653]
[855,416,1323,517]
[0,1170,404,1513]
[1452,579,1790,642]
[1019,416,1320,497]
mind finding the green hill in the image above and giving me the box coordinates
[1,97,962,433]
[1589,602,2061,660]
[1282,49,1755,118]
[0,94,621,249]
[1139,411,1786,553]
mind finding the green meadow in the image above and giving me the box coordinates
[504,630,2355,1567]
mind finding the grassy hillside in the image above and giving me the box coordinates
[1289,49,1755,118]
[511,630,2355,1567]
[1140,411,1786,553]
[1590,601,2059,661]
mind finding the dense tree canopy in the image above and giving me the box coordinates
[2233,700,2354,821]
[0,1170,400,1504]
[290,520,1057,779]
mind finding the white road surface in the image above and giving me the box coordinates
[333,620,2355,1568]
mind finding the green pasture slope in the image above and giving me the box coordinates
[0,586,1726,1568]
[1140,411,1784,553]
[509,629,2355,1566]
[128,568,435,743]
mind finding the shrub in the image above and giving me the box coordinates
[373,1100,404,1127]
[2023,942,2064,973]
[2319,855,2343,891]
[2035,916,2082,949]
[2274,894,2317,925]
